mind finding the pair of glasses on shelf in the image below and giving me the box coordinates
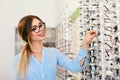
[115,57,120,64]
[88,65,98,71]
[88,56,97,63]
[103,4,117,14]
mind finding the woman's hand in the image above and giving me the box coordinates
[81,30,96,50]
[80,30,96,66]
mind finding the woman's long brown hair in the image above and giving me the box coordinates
[17,15,42,80]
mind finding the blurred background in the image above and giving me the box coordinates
[0,0,120,80]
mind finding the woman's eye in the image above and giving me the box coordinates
[31,27,37,31]
[39,24,42,28]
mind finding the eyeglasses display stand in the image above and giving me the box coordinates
[55,0,120,80]
[79,0,120,80]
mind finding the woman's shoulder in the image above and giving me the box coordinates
[14,53,21,65]
[44,47,59,52]
[44,46,54,50]
[15,53,20,59]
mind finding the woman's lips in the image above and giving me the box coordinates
[39,33,45,37]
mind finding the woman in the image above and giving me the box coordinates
[15,15,96,80]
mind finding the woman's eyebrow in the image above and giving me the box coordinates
[39,22,43,25]
[32,25,38,27]
[32,21,42,27]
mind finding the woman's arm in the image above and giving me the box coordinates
[56,30,96,72]
[80,30,96,66]
[55,47,88,72]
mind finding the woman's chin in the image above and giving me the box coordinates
[39,36,46,41]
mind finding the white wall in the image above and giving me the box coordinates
[54,0,80,24]
[0,0,57,79]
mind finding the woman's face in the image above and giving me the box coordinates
[30,18,46,42]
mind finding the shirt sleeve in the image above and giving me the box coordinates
[55,48,88,72]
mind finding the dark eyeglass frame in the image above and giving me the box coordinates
[31,22,46,33]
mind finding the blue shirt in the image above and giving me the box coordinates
[15,47,88,80]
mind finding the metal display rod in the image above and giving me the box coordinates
[100,0,105,80]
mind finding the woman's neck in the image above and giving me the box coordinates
[31,41,44,62]
[31,41,44,54]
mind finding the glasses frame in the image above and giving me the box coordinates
[31,22,46,33]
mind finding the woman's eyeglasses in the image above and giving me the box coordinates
[31,22,46,33]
